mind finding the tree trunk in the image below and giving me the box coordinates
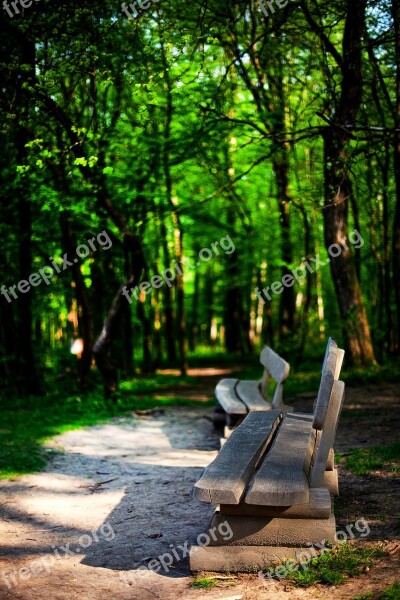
[93,234,145,399]
[273,151,296,338]
[160,225,177,362]
[188,268,200,352]
[391,0,400,352]
[136,288,153,375]
[60,213,93,385]
[0,251,18,390]
[17,161,42,395]
[159,21,187,373]
[12,34,42,395]
[322,0,375,365]
[292,199,313,361]
[173,218,188,375]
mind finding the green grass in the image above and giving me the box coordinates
[266,544,381,587]
[340,409,377,420]
[0,371,214,480]
[380,583,400,599]
[346,441,400,475]
[357,584,400,600]
[191,577,218,589]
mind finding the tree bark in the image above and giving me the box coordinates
[14,34,42,395]
[322,0,375,365]
[60,213,93,385]
[273,152,296,337]
[159,20,187,373]
[93,234,145,399]
[391,0,400,352]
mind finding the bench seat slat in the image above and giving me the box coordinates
[235,380,271,411]
[192,411,282,504]
[245,413,314,506]
[215,379,247,415]
[219,488,331,519]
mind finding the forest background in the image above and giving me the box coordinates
[1,0,400,469]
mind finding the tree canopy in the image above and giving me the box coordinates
[0,0,399,397]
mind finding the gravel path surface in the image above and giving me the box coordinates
[0,407,221,600]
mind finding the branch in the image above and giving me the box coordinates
[300,1,343,67]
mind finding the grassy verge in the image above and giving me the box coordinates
[191,577,218,589]
[0,372,214,480]
[380,583,400,599]
[355,583,400,599]
[262,543,383,587]
[345,441,400,475]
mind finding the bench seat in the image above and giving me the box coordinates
[214,379,247,429]
[246,413,314,506]
[236,380,272,411]
[213,347,290,432]
[193,410,282,504]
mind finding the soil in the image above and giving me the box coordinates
[0,374,399,600]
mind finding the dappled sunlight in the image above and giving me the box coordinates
[0,472,125,543]
[45,418,217,467]
[158,367,240,377]
[126,449,217,468]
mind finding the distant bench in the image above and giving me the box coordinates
[213,346,291,433]
[190,338,345,573]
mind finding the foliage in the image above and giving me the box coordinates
[282,544,380,587]
[380,583,400,599]
[191,577,218,589]
[0,0,399,397]
[346,442,400,475]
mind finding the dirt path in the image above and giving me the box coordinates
[0,383,399,600]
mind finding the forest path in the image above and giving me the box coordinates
[0,382,399,600]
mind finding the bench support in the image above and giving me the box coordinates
[190,537,337,573]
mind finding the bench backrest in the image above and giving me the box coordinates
[313,337,344,430]
[309,379,345,487]
[259,346,290,408]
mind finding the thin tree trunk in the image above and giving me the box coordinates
[188,269,200,352]
[60,213,93,385]
[273,150,296,338]
[93,234,145,399]
[160,224,177,362]
[172,212,187,375]
[17,160,42,395]
[136,286,153,375]
[159,21,187,374]
[152,262,163,368]
[204,268,214,346]
[391,0,400,352]
[381,147,394,353]
[13,35,42,395]
[292,199,312,361]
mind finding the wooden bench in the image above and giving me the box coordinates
[213,346,291,433]
[190,338,345,572]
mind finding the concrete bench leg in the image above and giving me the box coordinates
[212,403,227,431]
[190,545,312,573]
